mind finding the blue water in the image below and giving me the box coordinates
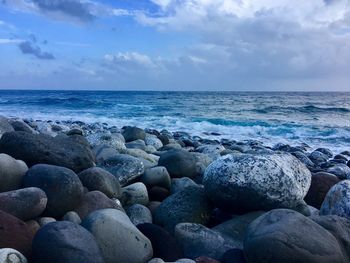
[0,90,349,151]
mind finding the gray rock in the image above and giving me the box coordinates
[121,182,149,207]
[212,211,265,249]
[0,131,95,173]
[127,204,153,225]
[0,248,27,263]
[126,139,147,150]
[170,177,200,194]
[32,221,104,263]
[10,120,36,134]
[244,209,347,263]
[160,143,182,151]
[158,149,198,178]
[315,148,333,159]
[193,152,213,176]
[63,211,82,224]
[122,127,146,142]
[0,187,47,221]
[87,132,125,150]
[154,187,213,233]
[93,145,119,163]
[98,154,144,186]
[0,115,14,138]
[145,134,163,150]
[23,164,84,218]
[320,180,350,218]
[292,151,315,168]
[78,167,121,198]
[81,208,153,263]
[148,259,164,263]
[38,217,56,226]
[327,164,350,179]
[309,150,329,165]
[141,166,171,190]
[0,153,28,192]
[203,153,311,213]
[175,223,240,260]
[196,145,225,160]
[176,259,196,263]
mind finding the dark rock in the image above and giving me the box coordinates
[315,148,333,159]
[291,151,315,168]
[122,126,146,142]
[126,204,152,225]
[149,186,170,202]
[222,249,246,263]
[0,187,47,221]
[327,164,350,179]
[243,209,346,263]
[159,149,198,178]
[203,153,311,213]
[0,115,14,138]
[171,177,200,194]
[138,223,183,261]
[78,167,121,198]
[23,164,84,218]
[121,182,149,207]
[304,172,340,209]
[0,153,28,192]
[32,221,104,263]
[0,210,33,257]
[140,166,171,190]
[74,191,121,220]
[62,211,81,224]
[309,150,329,165]
[0,131,95,173]
[195,256,221,263]
[10,120,36,133]
[66,128,83,136]
[154,187,213,233]
[158,134,170,145]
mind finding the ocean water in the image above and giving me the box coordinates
[0,90,349,152]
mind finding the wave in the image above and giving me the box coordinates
[255,105,350,114]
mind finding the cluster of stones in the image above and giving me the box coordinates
[0,115,350,263]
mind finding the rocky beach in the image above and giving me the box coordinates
[1,115,350,263]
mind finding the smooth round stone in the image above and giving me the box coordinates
[0,153,28,192]
[175,223,239,260]
[123,148,158,163]
[154,187,213,233]
[87,132,125,149]
[148,258,164,263]
[127,204,152,226]
[195,256,221,263]
[62,211,82,224]
[81,209,153,263]
[203,153,311,213]
[292,151,315,168]
[93,145,119,163]
[0,248,27,263]
[0,187,47,221]
[193,152,213,176]
[320,180,350,218]
[176,258,196,263]
[309,150,329,165]
[38,217,56,226]
[145,134,163,150]
[74,191,122,220]
[98,154,145,187]
[138,223,183,261]
[171,177,199,194]
[244,209,346,263]
[196,145,225,160]
[66,128,83,136]
[0,115,14,138]
[78,167,121,198]
[26,220,41,237]
[149,186,170,202]
[10,120,36,134]
[121,182,149,207]
[126,139,147,150]
[222,249,246,263]
[0,131,94,173]
[122,127,146,142]
[304,172,340,209]
[32,221,104,263]
[141,166,171,190]
[315,148,333,159]
[159,149,198,178]
[0,210,33,258]
[327,164,350,179]
[148,201,161,216]
[23,164,84,218]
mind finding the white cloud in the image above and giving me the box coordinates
[0,38,24,44]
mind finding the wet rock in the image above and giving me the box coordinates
[140,166,171,190]
[145,134,163,150]
[315,148,333,159]
[0,115,14,138]
[10,120,36,134]
[122,127,146,142]
[149,186,170,202]
[309,150,329,166]
[127,204,153,226]
[121,182,149,207]
[171,177,200,194]
[0,153,28,192]
[327,164,350,179]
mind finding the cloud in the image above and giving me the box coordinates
[0,38,24,44]
[18,40,55,60]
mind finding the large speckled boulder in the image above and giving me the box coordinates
[0,153,28,192]
[244,209,347,263]
[154,187,213,233]
[0,131,94,173]
[158,149,198,178]
[32,221,104,263]
[81,209,153,263]
[23,164,84,218]
[203,153,311,212]
[86,132,126,150]
[320,180,350,218]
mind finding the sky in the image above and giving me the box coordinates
[0,0,349,91]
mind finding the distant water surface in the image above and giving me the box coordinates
[0,90,349,152]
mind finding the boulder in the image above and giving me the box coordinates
[0,131,94,173]
[315,148,333,159]
[140,166,171,190]
[138,223,183,261]
[320,180,350,218]
[171,177,200,194]
[243,209,346,263]
[175,223,240,260]
[154,187,213,233]
[0,187,47,221]
[203,153,311,213]
[0,210,33,258]
[63,211,82,224]
[126,204,153,226]
[122,127,146,142]
[87,132,125,150]
[222,249,246,263]
[78,167,121,198]
[309,150,329,166]
[0,248,27,263]
[23,164,84,218]
[0,115,14,138]
[121,182,149,207]
[304,172,340,209]
[10,120,36,134]
[32,221,104,263]
[148,186,170,202]
[158,149,198,178]
[196,145,225,160]
[81,209,153,263]
[145,134,163,150]
[0,153,28,192]
[327,164,350,179]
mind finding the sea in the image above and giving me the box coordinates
[0,90,349,152]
